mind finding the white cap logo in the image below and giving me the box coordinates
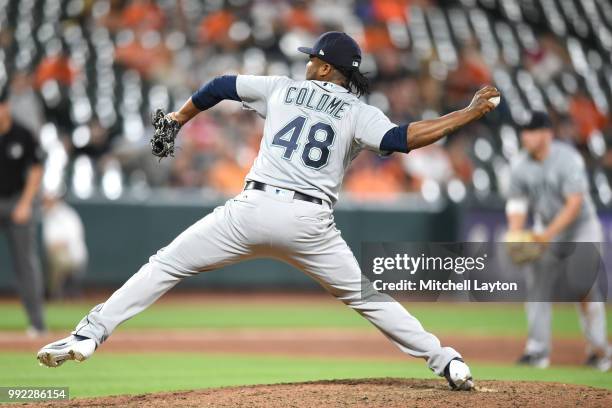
[8,143,23,160]
[352,61,359,67]
[319,49,325,56]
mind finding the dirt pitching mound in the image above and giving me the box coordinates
[24,378,611,408]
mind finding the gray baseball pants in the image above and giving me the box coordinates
[73,187,460,375]
[524,220,610,357]
[0,196,45,331]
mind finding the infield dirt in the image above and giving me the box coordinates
[0,328,597,365]
[20,378,612,407]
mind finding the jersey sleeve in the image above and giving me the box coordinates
[235,75,291,117]
[353,104,397,154]
[507,160,527,199]
[560,150,589,196]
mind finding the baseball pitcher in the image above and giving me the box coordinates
[38,32,500,389]
[506,111,610,371]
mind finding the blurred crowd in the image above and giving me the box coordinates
[1,0,612,204]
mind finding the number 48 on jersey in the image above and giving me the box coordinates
[272,116,335,170]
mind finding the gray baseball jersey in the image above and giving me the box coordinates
[237,76,396,204]
[508,141,598,240]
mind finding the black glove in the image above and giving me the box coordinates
[150,109,181,159]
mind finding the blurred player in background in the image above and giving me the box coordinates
[42,192,88,300]
[0,89,46,337]
[506,111,611,372]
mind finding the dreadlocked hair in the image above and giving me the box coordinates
[336,66,370,98]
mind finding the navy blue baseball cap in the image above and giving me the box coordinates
[298,31,362,71]
[522,111,552,130]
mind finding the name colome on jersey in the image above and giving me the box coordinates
[284,86,350,120]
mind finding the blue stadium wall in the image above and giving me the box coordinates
[0,195,459,291]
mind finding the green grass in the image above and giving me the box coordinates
[1,352,610,398]
[1,301,611,399]
[0,302,610,337]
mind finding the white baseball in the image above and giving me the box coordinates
[488,96,501,107]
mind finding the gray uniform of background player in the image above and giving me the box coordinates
[508,140,609,357]
[71,76,461,375]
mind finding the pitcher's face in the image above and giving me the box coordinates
[305,56,332,81]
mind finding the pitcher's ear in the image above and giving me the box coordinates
[319,63,333,77]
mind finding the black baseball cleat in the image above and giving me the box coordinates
[444,358,475,391]
[516,353,550,369]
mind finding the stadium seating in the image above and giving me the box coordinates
[1,0,611,205]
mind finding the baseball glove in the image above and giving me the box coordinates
[150,109,181,159]
[504,230,546,264]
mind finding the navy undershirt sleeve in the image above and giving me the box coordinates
[191,75,241,110]
[380,124,409,153]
